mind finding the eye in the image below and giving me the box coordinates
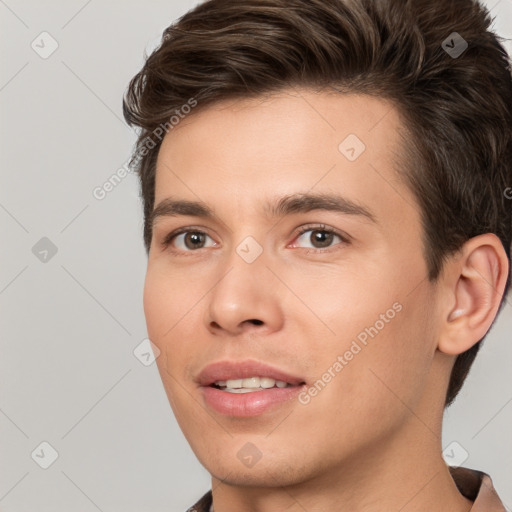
[291,224,348,251]
[161,229,217,252]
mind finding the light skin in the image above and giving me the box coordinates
[143,88,509,512]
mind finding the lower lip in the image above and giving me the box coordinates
[201,385,305,417]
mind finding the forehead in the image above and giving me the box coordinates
[153,89,419,227]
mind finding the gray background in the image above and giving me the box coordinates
[0,1,511,511]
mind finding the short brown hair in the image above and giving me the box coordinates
[123,0,512,407]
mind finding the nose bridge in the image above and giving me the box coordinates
[204,234,284,333]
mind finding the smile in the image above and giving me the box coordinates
[212,376,295,392]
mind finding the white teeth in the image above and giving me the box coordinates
[226,379,243,388]
[242,377,261,388]
[214,376,293,391]
[260,377,276,388]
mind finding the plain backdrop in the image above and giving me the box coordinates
[1,1,511,511]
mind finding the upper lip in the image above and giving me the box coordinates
[197,359,306,386]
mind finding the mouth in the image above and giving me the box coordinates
[197,360,307,416]
[210,376,304,393]
[198,359,306,388]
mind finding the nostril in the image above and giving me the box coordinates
[249,319,263,325]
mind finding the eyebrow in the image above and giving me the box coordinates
[150,192,377,230]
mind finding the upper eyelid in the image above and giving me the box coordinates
[295,223,351,242]
[296,223,344,235]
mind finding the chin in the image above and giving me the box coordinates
[201,452,314,489]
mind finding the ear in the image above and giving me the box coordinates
[437,233,510,356]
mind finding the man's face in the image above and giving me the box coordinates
[144,89,443,486]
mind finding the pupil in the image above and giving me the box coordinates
[185,232,205,249]
[312,230,333,248]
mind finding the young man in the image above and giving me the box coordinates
[123,0,511,510]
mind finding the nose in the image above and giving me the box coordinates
[204,246,285,336]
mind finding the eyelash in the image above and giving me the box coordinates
[293,224,349,252]
[160,224,349,254]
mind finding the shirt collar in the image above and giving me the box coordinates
[449,466,506,511]
[189,466,506,512]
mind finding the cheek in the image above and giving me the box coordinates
[337,290,436,416]
[143,266,201,339]
[281,264,403,362]
[143,266,217,387]
[143,272,204,425]
[297,271,436,419]
[296,301,436,462]
[143,273,168,345]
[143,270,192,383]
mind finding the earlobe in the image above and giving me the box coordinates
[438,234,509,356]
